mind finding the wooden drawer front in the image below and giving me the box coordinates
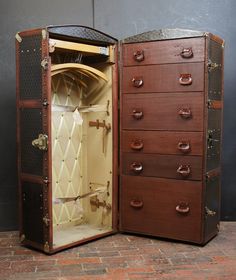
[122,63,204,93]
[122,93,204,131]
[120,176,202,243]
[122,131,203,156]
[123,37,205,66]
[122,153,202,181]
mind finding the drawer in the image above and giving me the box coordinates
[122,37,205,66]
[122,93,204,131]
[120,175,202,243]
[122,153,202,181]
[122,131,203,156]
[122,63,204,93]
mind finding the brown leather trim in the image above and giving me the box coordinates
[206,168,221,181]
[18,100,42,108]
[208,100,222,109]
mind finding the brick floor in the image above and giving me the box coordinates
[0,222,236,279]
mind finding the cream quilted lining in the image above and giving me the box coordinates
[51,62,113,248]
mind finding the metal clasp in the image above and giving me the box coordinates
[41,57,49,70]
[208,59,221,72]
[32,134,48,151]
[205,206,216,217]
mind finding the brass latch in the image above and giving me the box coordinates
[208,59,221,72]
[32,134,48,151]
[43,214,50,226]
[205,206,216,217]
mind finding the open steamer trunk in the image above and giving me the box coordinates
[16,26,224,254]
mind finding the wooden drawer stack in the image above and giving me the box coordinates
[120,34,224,244]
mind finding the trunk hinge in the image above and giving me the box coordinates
[208,59,221,72]
[41,57,49,70]
[43,214,50,227]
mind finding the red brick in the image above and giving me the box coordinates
[58,257,101,265]
[0,222,236,279]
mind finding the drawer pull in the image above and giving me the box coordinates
[132,77,144,88]
[133,50,145,62]
[179,74,192,85]
[178,108,192,119]
[132,110,143,120]
[130,199,143,208]
[178,142,191,153]
[130,162,143,173]
[130,139,144,150]
[180,48,193,58]
[177,165,191,177]
[176,202,190,214]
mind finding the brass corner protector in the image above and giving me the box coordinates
[20,234,25,242]
[44,241,50,253]
[42,29,47,40]
[15,33,22,43]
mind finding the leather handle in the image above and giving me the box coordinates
[178,108,192,119]
[180,48,193,58]
[132,110,143,120]
[179,74,192,85]
[176,202,190,214]
[130,162,143,173]
[132,77,144,88]
[130,199,144,208]
[177,165,191,177]
[130,139,144,150]
[178,142,191,153]
[133,50,145,62]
